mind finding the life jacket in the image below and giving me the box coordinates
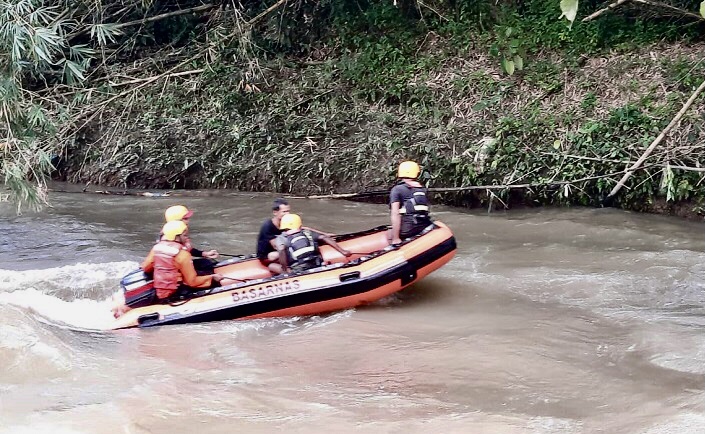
[285,230,322,271]
[397,183,431,222]
[152,240,187,298]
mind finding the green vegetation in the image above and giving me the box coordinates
[2,0,705,216]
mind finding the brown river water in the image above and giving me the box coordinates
[1,191,704,433]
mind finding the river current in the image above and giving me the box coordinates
[1,191,704,433]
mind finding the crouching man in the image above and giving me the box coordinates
[271,213,351,275]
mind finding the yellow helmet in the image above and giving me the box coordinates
[397,161,420,179]
[162,220,188,241]
[280,213,302,231]
[164,205,193,222]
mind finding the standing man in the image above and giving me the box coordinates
[256,198,290,268]
[389,161,433,244]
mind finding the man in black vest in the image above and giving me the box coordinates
[389,160,432,244]
[273,213,351,274]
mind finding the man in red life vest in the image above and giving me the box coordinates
[143,220,224,300]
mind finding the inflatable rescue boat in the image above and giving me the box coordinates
[109,222,456,329]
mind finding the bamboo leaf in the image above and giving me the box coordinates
[65,59,86,82]
[700,1,705,18]
[33,44,51,63]
[69,44,94,60]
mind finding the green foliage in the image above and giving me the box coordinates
[664,56,705,91]
[5,0,705,217]
[0,0,94,210]
[489,26,524,76]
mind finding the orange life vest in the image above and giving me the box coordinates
[153,240,186,299]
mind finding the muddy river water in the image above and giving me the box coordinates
[1,191,704,433]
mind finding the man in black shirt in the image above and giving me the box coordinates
[256,198,291,267]
[389,161,432,244]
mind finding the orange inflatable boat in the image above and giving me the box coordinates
[109,222,456,329]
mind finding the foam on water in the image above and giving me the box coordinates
[0,288,116,330]
[642,412,705,434]
[0,261,138,330]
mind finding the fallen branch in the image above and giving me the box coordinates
[49,188,172,197]
[582,0,631,22]
[67,4,218,40]
[113,4,218,29]
[294,170,632,200]
[292,190,388,199]
[416,1,449,22]
[583,0,705,22]
[540,152,631,165]
[667,165,705,172]
[605,77,705,201]
[290,89,334,110]
[632,0,705,21]
[47,187,234,197]
[109,69,204,87]
[247,0,289,27]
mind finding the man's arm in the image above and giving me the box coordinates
[320,235,351,257]
[175,251,214,288]
[277,243,289,273]
[141,249,155,273]
[390,202,402,244]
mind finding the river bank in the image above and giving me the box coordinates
[51,41,705,220]
[21,1,699,219]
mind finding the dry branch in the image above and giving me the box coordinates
[582,0,631,22]
[583,0,705,22]
[246,0,289,27]
[60,51,205,143]
[294,170,633,200]
[109,69,204,87]
[113,4,218,29]
[667,165,705,172]
[605,78,705,200]
[632,0,705,21]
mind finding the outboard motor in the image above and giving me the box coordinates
[120,270,156,308]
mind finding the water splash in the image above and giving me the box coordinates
[0,288,116,331]
[0,261,138,330]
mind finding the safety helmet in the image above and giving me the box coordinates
[280,213,303,231]
[164,205,193,222]
[397,161,420,179]
[162,220,188,241]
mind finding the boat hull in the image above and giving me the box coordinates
[109,222,456,329]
